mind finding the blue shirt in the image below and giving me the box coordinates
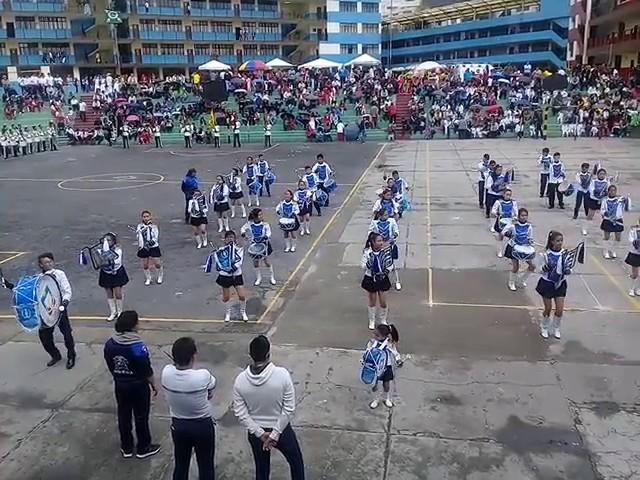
[104,336,153,384]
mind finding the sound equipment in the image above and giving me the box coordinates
[203,79,228,102]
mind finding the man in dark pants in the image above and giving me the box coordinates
[2,252,76,369]
[547,151,565,209]
[537,147,552,198]
[477,153,490,209]
[104,311,160,459]
[162,337,217,480]
[233,335,305,480]
[574,162,592,220]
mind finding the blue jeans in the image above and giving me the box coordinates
[247,425,305,480]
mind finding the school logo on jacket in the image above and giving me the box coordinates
[113,355,133,375]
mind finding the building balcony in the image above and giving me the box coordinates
[587,27,640,53]
[242,32,281,41]
[239,7,280,18]
[0,30,6,39]
[137,5,184,16]
[142,54,186,64]
[139,30,186,40]
[15,28,71,39]
[10,1,66,12]
[0,58,10,65]
[193,53,236,64]
[192,31,234,41]
[192,6,233,16]
[590,0,640,26]
[17,54,76,65]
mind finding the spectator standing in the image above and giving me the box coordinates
[104,311,161,459]
[233,335,305,480]
[162,337,217,480]
[79,99,87,122]
[181,168,199,224]
[233,120,241,148]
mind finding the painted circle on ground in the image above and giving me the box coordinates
[57,173,165,192]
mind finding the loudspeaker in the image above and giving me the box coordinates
[203,79,228,102]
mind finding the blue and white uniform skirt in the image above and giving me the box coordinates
[535,277,567,299]
[600,219,624,233]
[99,266,130,289]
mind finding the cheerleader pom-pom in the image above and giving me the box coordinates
[79,249,88,266]
[204,254,214,274]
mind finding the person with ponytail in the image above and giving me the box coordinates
[364,323,400,409]
[361,232,393,329]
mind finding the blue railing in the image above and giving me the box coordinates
[139,30,186,40]
[239,8,279,18]
[192,7,233,16]
[142,54,187,64]
[0,30,7,39]
[15,28,71,39]
[252,32,281,41]
[0,58,10,65]
[17,54,76,65]
[192,31,234,41]
[11,1,66,12]
[138,5,182,15]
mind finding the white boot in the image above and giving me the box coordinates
[224,301,232,322]
[106,299,117,322]
[254,268,262,286]
[540,315,550,338]
[517,270,532,288]
[115,298,123,317]
[240,299,248,321]
[230,205,236,218]
[217,218,224,233]
[241,204,247,218]
[496,241,503,258]
[552,316,562,339]
[223,217,229,231]
[284,238,291,252]
[201,233,208,247]
[269,265,276,285]
[299,228,305,237]
[603,248,610,259]
[508,272,517,291]
[378,306,388,325]
[143,269,152,286]
[156,266,164,284]
[255,196,260,207]
[610,240,617,258]
[290,238,297,252]
[629,277,637,297]
[305,221,311,235]
[367,306,376,330]
[635,277,640,297]
[195,235,203,249]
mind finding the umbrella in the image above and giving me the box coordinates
[126,114,139,122]
[239,59,269,71]
[414,61,443,72]
[497,78,511,84]
[344,54,381,67]
[266,57,294,68]
[198,59,231,71]
[298,58,342,69]
[233,88,248,94]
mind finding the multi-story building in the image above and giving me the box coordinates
[567,0,591,64]
[382,0,569,68]
[0,0,380,78]
[583,0,640,75]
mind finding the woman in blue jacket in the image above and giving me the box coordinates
[181,168,199,224]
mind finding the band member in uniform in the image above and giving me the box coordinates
[373,188,399,221]
[361,232,393,330]
[626,218,640,296]
[99,233,130,322]
[2,252,76,368]
[391,170,410,219]
[536,231,572,339]
[122,122,131,149]
[153,124,162,148]
[502,208,536,291]
[586,167,609,222]
[294,180,313,236]
[302,165,322,216]
[491,187,518,257]
[574,162,591,221]
[188,189,209,249]
[477,153,490,209]
[256,154,271,198]
[136,210,163,286]
[228,167,247,218]
[484,163,510,219]
[547,152,566,209]
[364,323,399,409]
[538,147,552,198]
[276,189,300,253]
[369,208,401,290]
[241,208,276,286]
[209,230,248,322]
[312,154,333,207]
[210,175,231,233]
[243,156,259,207]
[600,185,630,259]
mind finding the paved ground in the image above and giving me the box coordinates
[1,138,640,480]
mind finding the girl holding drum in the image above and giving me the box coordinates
[240,208,277,286]
[210,175,230,233]
[188,189,209,249]
[295,179,313,236]
[276,189,300,253]
[228,167,247,219]
[136,210,163,286]
[369,208,402,290]
[600,185,631,259]
[243,156,259,207]
[502,208,536,292]
[586,167,609,221]
[373,188,399,221]
[491,187,518,258]
[99,233,129,322]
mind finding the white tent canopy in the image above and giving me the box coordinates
[266,57,294,68]
[298,58,342,69]
[413,61,443,72]
[344,53,381,66]
[198,59,231,71]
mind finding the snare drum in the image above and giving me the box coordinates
[557,181,575,197]
[248,178,261,195]
[279,217,299,232]
[324,178,336,193]
[313,189,328,206]
[13,273,63,332]
[498,217,513,230]
[265,170,276,186]
[512,244,536,261]
[247,242,268,260]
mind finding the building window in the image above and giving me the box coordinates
[243,44,258,56]
[340,23,357,33]
[0,43,5,56]
[140,19,156,31]
[362,23,378,33]
[39,16,66,29]
[212,43,233,55]
[194,44,210,55]
[361,3,378,13]
[15,16,36,29]
[258,22,279,34]
[192,20,209,32]
[212,21,232,32]
[158,20,182,31]
[362,43,378,54]
[260,44,279,55]
[339,2,357,12]
[160,43,184,55]
[142,43,158,54]
[18,42,39,55]
[340,43,357,55]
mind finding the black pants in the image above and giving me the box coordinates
[115,381,152,452]
[233,133,241,147]
[485,192,498,217]
[547,182,564,208]
[123,136,129,149]
[213,137,220,148]
[184,136,192,148]
[264,136,271,147]
[478,180,485,207]
[574,190,588,217]
[247,425,305,480]
[312,201,322,216]
[155,136,162,148]
[257,175,270,197]
[317,183,329,206]
[539,173,549,197]
[171,417,215,480]
[38,310,75,360]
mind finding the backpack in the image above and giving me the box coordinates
[360,339,389,385]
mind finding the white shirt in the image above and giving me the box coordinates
[209,184,229,205]
[161,365,216,419]
[42,268,72,302]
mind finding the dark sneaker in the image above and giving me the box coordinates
[136,444,161,459]
[47,356,62,367]
[120,449,133,459]
[66,357,76,370]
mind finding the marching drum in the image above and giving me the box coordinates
[313,189,328,206]
[247,242,267,260]
[324,178,337,193]
[13,274,63,331]
[248,178,261,195]
[279,217,298,232]
[265,170,276,186]
[498,217,513,231]
[557,181,575,197]
[512,244,536,261]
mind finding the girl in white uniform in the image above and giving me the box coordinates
[364,323,399,409]
[369,208,401,290]
[188,189,209,249]
[600,185,631,259]
[228,168,247,218]
[210,230,248,322]
[373,188,399,220]
[243,156,260,207]
[294,180,313,236]
[502,208,536,291]
[625,218,640,296]
[136,210,163,286]
[586,167,609,221]
[491,187,518,257]
[210,175,231,233]
[240,208,277,286]
[361,232,393,330]
[98,233,129,321]
[276,190,300,252]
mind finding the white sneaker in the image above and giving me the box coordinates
[224,312,231,322]
[395,282,402,290]
[604,251,610,259]
[540,326,549,339]
[581,228,587,236]
[553,328,561,339]
[305,228,310,235]
[284,246,290,253]
[291,245,296,252]
[497,251,503,258]
[629,289,636,297]
[508,281,516,291]
[384,399,394,408]
[299,230,305,236]
[611,251,617,259]
[254,277,262,286]
[635,288,640,296]
[270,277,276,285]
[144,278,151,286]
[256,200,260,207]
[157,275,163,285]
[107,312,117,322]
[241,311,249,321]
[202,239,208,247]
[217,225,223,233]
[368,318,375,330]
[369,399,379,409]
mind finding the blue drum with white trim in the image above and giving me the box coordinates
[13,273,63,331]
